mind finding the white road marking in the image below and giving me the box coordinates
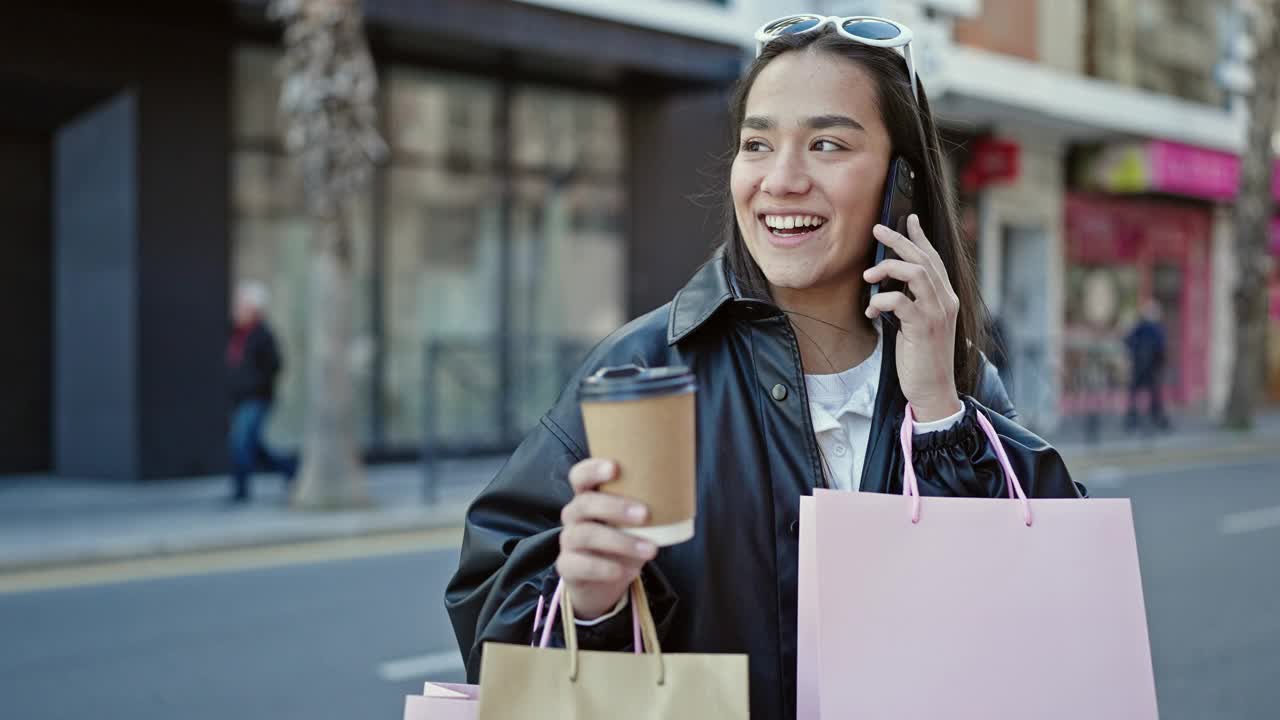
[378,651,465,682]
[1221,505,1280,536]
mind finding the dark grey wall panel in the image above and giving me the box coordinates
[135,30,232,479]
[0,133,53,473]
[627,89,730,318]
[5,6,234,480]
[53,91,138,479]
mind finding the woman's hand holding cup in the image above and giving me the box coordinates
[557,458,659,620]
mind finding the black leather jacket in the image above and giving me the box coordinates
[446,257,1081,720]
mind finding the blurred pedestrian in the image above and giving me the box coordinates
[226,281,296,503]
[1125,300,1170,431]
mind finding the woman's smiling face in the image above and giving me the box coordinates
[730,49,894,294]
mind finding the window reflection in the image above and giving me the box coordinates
[512,86,624,175]
[383,166,502,445]
[387,68,498,170]
[232,49,628,452]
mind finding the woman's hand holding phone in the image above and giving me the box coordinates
[864,213,964,423]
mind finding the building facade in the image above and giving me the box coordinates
[1,0,800,479]
[4,0,1275,480]
[842,0,1265,432]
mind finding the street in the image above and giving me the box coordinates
[1087,454,1280,718]
[0,539,468,720]
[1,454,1277,720]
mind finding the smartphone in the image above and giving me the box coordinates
[868,156,915,324]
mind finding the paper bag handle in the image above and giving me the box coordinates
[534,582,645,653]
[538,578,665,685]
[899,404,1033,527]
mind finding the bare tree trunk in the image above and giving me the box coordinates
[292,207,369,508]
[272,0,386,508]
[1225,0,1280,429]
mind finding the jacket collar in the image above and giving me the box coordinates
[667,255,744,345]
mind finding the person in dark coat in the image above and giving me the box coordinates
[1125,300,1170,431]
[226,281,296,503]
[446,20,1082,720]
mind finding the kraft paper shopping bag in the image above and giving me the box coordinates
[477,578,748,720]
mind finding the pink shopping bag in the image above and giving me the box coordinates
[798,408,1159,719]
[403,683,479,720]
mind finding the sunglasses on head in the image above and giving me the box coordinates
[754,14,918,102]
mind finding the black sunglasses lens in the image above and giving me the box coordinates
[842,19,900,41]
[768,17,822,35]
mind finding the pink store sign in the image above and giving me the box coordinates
[1148,140,1280,202]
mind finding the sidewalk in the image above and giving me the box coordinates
[0,457,506,573]
[3,411,1277,574]
[1051,409,1280,474]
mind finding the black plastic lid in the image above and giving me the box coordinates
[578,364,696,401]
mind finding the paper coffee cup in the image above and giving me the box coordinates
[579,365,697,546]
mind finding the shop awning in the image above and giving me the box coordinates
[1079,140,1280,202]
[932,45,1244,152]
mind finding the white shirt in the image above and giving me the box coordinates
[805,330,963,491]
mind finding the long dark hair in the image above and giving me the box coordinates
[720,28,990,394]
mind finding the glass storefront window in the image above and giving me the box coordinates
[383,74,627,448]
[233,48,628,453]
[382,68,504,447]
[513,87,624,175]
[1062,263,1140,400]
[508,86,626,432]
[387,68,498,170]
[233,46,282,145]
[382,166,503,446]
[508,176,626,430]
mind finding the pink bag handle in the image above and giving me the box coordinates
[532,595,546,643]
[899,404,1033,527]
[534,578,645,653]
[535,578,665,685]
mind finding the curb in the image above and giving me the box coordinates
[0,503,471,575]
[5,440,1276,575]
[1062,438,1280,475]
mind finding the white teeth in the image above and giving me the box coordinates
[764,214,826,230]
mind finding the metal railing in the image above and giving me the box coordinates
[420,335,593,501]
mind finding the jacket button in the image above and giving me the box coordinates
[789,519,799,536]
[771,383,788,401]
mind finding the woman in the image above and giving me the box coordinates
[447,16,1081,720]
